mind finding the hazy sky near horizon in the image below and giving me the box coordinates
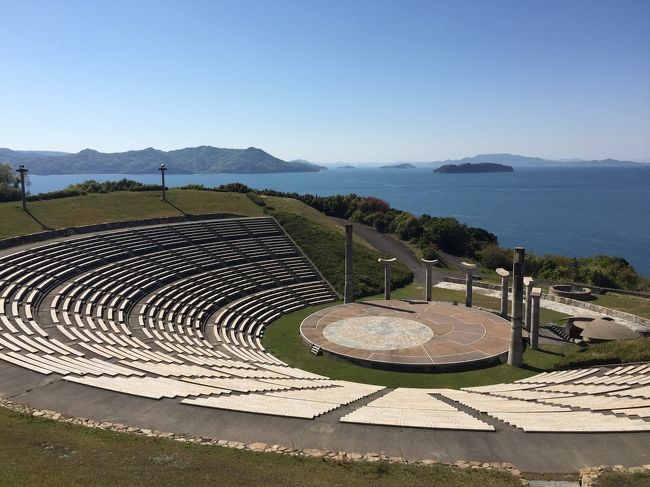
[1,0,649,163]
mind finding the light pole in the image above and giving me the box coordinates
[16,164,28,211]
[159,163,167,201]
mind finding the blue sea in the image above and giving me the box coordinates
[27,166,650,276]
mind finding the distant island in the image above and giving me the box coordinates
[428,153,648,168]
[338,165,355,169]
[380,163,416,169]
[0,146,326,175]
[434,163,514,174]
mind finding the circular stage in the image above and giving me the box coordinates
[300,300,512,371]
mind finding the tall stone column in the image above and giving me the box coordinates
[378,258,396,300]
[508,247,525,367]
[496,267,510,318]
[530,287,542,350]
[524,276,535,332]
[344,224,354,304]
[421,258,439,302]
[460,262,477,308]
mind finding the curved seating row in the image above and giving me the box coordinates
[2,217,650,431]
[0,217,371,418]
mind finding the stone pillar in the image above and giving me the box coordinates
[496,268,510,318]
[378,258,397,300]
[508,247,525,367]
[530,287,542,350]
[524,277,535,332]
[421,258,439,302]
[344,224,354,304]
[460,262,477,308]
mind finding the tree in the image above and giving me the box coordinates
[0,163,24,202]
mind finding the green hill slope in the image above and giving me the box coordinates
[0,189,412,298]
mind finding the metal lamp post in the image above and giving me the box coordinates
[159,163,167,201]
[16,164,28,211]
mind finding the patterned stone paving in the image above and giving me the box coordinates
[301,300,511,369]
[322,316,434,351]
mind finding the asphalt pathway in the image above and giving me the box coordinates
[329,217,453,285]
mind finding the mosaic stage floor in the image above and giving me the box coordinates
[300,300,511,370]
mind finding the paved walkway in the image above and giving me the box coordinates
[434,282,646,331]
[329,217,450,285]
[2,361,650,473]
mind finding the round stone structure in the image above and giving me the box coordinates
[301,300,512,371]
[550,284,592,301]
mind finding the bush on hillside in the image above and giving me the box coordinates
[215,182,252,194]
[65,179,161,193]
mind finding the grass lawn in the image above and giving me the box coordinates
[263,299,576,389]
[424,285,570,324]
[556,337,650,368]
[594,472,650,487]
[0,407,522,487]
[0,190,263,238]
[263,196,381,251]
[591,292,650,320]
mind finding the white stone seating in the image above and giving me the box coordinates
[65,375,229,400]
[541,394,650,411]
[267,382,384,405]
[182,393,339,419]
[487,410,650,433]
[0,217,344,419]
[514,368,599,384]
[340,388,495,431]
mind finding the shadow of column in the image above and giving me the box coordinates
[164,199,187,215]
[25,209,53,231]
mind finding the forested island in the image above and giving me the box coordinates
[0,146,325,175]
[434,162,514,173]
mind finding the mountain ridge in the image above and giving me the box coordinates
[0,146,324,175]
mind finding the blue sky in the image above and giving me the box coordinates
[1,0,648,162]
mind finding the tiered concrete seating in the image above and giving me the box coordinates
[6,216,648,431]
[0,217,362,419]
[438,363,650,432]
[340,388,495,431]
[183,393,342,419]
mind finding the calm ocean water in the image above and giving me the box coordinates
[27,167,650,276]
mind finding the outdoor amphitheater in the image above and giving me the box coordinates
[1,215,649,476]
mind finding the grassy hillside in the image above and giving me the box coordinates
[271,211,412,298]
[0,407,522,487]
[0,189,412,298]
[556,337,650,369]
[0,190,263,237]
